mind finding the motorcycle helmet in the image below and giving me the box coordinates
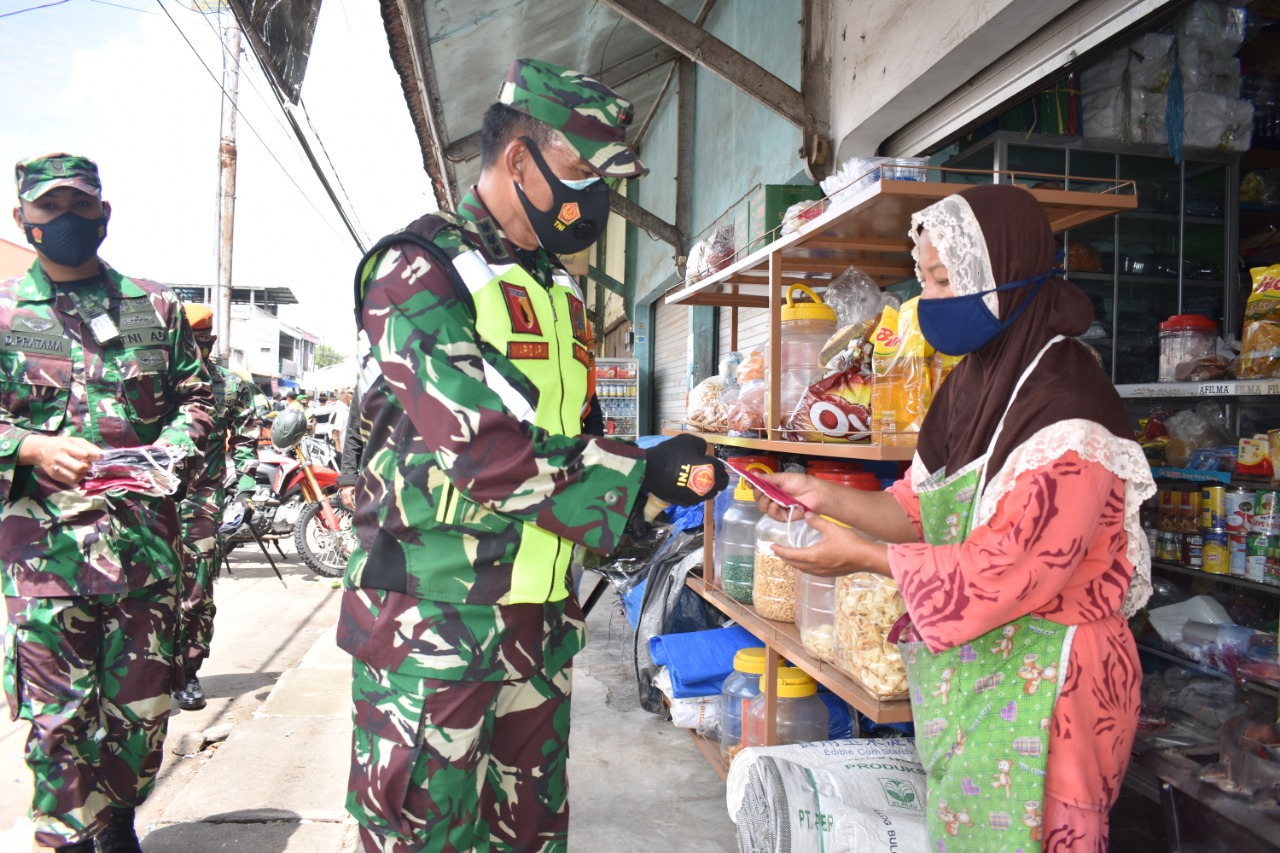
[271,409,307,450]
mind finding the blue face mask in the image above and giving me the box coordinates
[916,272,1052,356]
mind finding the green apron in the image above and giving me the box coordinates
[891,336,1075,852]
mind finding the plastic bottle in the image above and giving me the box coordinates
[871,296,934,446]
[780,283,837,421]
[743,669,830,748]
[718,647,767,762]
[754,514,798,622]
[721,465,770,603]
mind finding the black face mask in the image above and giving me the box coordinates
[23,210,107,267]
[513,136,609,256]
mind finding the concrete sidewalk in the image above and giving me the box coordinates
[143,623,359,852]
[1,561,735,851]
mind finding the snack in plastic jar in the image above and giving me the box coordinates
[783,368,872,442]
[834,573,909,698]
[1240,264,1280,378]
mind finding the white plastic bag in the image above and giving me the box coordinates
[1147,594,1232,645]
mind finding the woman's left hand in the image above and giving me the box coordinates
[770,514,891,578]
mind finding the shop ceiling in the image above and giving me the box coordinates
[378,0,1191,259]
[379,0,832,255]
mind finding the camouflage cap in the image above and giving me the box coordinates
[15,152,102,202]
[498,58,647,178]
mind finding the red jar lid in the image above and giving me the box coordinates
[1158,314,1217,334]
[812,470,881,491]
[806,460,861,472]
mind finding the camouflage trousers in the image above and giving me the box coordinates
[348,659,573,853]
[2,579,179,847]
[179,488,222,669]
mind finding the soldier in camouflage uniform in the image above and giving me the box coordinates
[0,153,214,852]
[174,304,260,711]
[341,59,727,853]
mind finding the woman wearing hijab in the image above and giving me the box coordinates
[757,183,1155,851]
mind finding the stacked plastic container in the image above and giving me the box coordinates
[743,668,830,749]
[719,647,767,762]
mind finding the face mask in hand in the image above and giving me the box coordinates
[513,136,610,255]
[916,272,1050,356]
[23,211,108,267]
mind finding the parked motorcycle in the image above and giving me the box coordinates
[223,410,353,577]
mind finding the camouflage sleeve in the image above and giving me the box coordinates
[360,242,646,553]
[229,376,259,480]
[159,295,215,467]
[0,419,34,505]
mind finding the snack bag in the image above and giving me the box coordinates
[1239,264,1280,378]
[685,375,731,432]
[871,297,934,446]
[783,369,873,442]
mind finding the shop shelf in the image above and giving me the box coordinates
[1149,467,1233,485]
[662,426,916,461]
[1151,559,1280,597]
[1117,379,1280,398]
[663,172,1137,308]
[1135,641,1279,700]
[685,576,914,724]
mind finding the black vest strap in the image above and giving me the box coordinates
[353,227,475,321]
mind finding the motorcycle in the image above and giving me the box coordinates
[223,410,354,577]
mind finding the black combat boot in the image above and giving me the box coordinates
[176,668,206,711]
[94,806,142,853]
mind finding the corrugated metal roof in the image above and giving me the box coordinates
[381,0,710,208]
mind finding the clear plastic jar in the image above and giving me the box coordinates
[1158,314,1217,381]
[719,647,767,763]
[743,669,829,748]
[780,283,837,419]
[721,482,765,604]
[834,573,910,698]
[796,573,837,662]
[714,457,776,587]
[754,515,797,622]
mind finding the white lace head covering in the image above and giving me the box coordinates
[909,194,1000,315]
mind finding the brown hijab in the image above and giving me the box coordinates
[915,184,1133,477]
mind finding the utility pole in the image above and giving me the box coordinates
[215,12,241,362]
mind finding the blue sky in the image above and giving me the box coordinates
[0,0,435,355]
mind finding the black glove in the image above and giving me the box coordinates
[641,434,729,507]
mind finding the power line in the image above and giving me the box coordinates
[155,0,359,251]
[297,99,368,243]
[0,0,69,19]
[87,0,159,13]
[195,6,367,245]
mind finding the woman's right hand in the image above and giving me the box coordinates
[752,472,825,521]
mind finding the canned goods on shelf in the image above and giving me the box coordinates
[1183,532,1204,568]
[1253,490,1280,536]
[1229,533,1247,577]
[1247,535,1271,582]
[1201,530,1229,574]
[1200,486,1226,531]
[1226,487,1255,535]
